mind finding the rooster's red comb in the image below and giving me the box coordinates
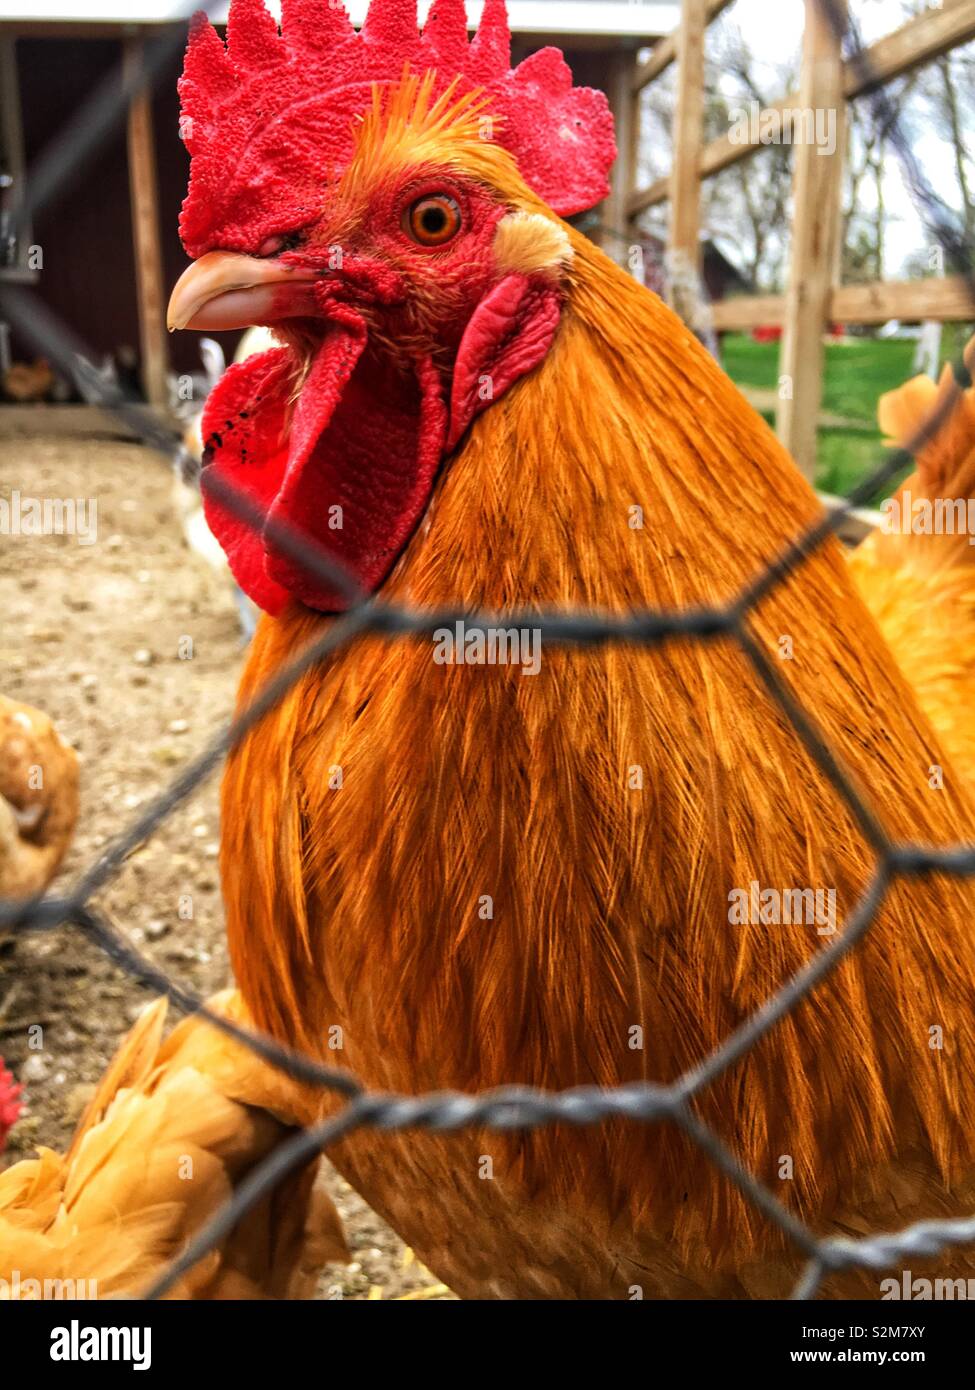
[178,0,616,257]
[0,1058,22,1153]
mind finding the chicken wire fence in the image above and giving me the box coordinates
[1,0,975,1302]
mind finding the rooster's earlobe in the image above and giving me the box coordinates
[446,270,563,451]
[492,211,572,281]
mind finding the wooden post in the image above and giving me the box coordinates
[600,47,640,266]
[776,0,847,482]
[124,39,169,409]
[668,0,707,323]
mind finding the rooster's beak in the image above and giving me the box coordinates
[167,251,319,332]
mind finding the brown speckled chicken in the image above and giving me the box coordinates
[2,358,55,405]
[0,694,79,902]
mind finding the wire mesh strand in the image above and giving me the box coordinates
[2,0,975,1302]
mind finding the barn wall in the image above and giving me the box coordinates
[12,35,241,391]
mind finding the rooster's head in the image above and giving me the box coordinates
[167,0,615,613]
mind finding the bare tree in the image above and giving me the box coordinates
[701,21,797,292]
[843,76,917,283]
[932,52,975,247]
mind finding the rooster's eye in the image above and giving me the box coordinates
[257,235,287,257]
[257,233,301,258]
[404,195,462,247]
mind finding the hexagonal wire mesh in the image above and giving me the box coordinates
[1,0,974,1301]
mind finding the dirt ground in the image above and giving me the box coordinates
[0,413,452,1301]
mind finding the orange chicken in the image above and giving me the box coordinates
[850,335,975,788]
[0,991,346,1298]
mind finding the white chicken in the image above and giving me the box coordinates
[170,331,277,640]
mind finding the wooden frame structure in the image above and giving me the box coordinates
[627,0,975,479]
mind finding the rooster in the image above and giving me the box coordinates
[850,334,975,789]
[160,0,975,1299]
[0,990,346,1297]
[7,0,975,1300]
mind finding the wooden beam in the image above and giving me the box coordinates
[842,0,975,97]
[710,275,975,331]
[632,0,732,92]
[630,170,669,214]
[123,39,168,409]
[818,490,882,546]
[625,49,643,242]
[776,0,846,482]
[629,0,975,214]
[667,0,707,321]
[711,295,793,332]
[630,95,798,214]
[832,275,975,325]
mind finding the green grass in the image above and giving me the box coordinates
[722,334,918,423]
[817,429,911,505]
[749,408,907,504]
[720,329,972,501]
